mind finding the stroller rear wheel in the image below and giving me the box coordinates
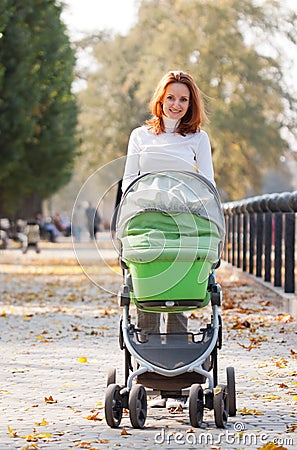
[214,384,228,428]
[105,384,123,428]
[226,366,236,416]
[129,384,147,428]
[189,384,204,427]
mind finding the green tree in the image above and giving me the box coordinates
[0,0,78,217]
[76,0,296,200]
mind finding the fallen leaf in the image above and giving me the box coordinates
[257,442,288,450]
[121,428,131,435]
[8,426,18,438]
[34,418,48,426]
[238,342,259,351]
[238,407,263,415]
[233,320,251,329]
[286,424,297,433]
[44,395,57,403]
[21,435,38,442]
[86,411,103,421]
[77,357,88,363]
[75,442,95,449]
[214,386,222,395]
[168,403,183,414]
[262,394,281,401]
[275,357,288,368]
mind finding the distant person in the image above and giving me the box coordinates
[85,203,101,240]
[72,203,86,242]
[53,213,71,237]
[35,212,58,243]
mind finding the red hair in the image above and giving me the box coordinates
[146,70,209,135]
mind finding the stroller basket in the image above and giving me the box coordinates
[128,327,214,370]
[116,171,225,312]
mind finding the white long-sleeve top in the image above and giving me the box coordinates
[122,116,215,192]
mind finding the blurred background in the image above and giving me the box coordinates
[0,0,296,231]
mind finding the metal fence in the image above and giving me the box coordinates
[222,191,297,294]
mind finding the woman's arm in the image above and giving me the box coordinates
[122,128,141,192]
[196,131,215,185]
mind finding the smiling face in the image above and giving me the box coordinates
[162,82,190,120]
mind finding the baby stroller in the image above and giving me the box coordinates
[105,170,236,429]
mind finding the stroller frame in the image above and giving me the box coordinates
[105,267,236,429]
[121,270,220,390]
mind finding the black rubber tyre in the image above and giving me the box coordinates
[129,384,147,428]
[106,367,116,386]
[226,366,236,416]
[213,384,229,428]
[105,384,123,428]
[189,384,204,427]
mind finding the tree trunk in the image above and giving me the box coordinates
[16,194,43,220]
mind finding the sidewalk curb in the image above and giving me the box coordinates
[221,261,297,318]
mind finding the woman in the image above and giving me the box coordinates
[122,70,215,408]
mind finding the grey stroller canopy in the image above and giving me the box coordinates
[117,170,225,251]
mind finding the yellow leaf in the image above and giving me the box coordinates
[213,386,222,395]
[121,428,131,435]
[8,426,18,438]
[262,394,281,401]
[34,418,48,426]
[78,357,88,363]
[257,442,288,450]
[34,433,52,439]
[21,435,38,442]
[238,406,263,415]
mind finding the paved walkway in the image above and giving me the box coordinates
[0,235,296,449]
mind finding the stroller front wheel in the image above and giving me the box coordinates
[105,384,123,428]
[189,384,204,427]
[129,384,147,428]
